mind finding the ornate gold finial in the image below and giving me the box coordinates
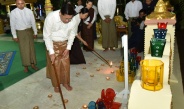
[146,0,175,20]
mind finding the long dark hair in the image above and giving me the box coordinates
[79,7,89,14]
[60,3,75,15]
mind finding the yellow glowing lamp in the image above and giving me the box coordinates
[140,59,164,91]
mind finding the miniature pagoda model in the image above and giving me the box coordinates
[128,0,176,109]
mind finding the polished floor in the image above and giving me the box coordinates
[0,34,183,109]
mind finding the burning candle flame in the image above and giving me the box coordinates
[82,104,87,109]
[110,61,113,67]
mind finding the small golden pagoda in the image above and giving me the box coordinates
[146,0,175,20]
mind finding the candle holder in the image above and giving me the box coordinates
[140,59,164,91]
[150,38,166,57]
[106,76,110,80]
[82,104,88,109]
[96,68,100,71]
[64,99,68,103]
[33,106,39,109]
[48,94,52,98]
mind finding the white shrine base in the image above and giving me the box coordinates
[128,80,172,109]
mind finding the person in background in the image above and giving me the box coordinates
[143,0,156,15]
[70,8,89,64]
[124,0,142,38]
[128,9,146,53]
[98,0,117,51]
[74,0,84,14]
[92,4,98,40]
[10,0,38,72]
[43,3,76,92]
[81,0,94,51]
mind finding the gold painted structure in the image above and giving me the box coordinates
[140,59,164,91]
[144,0,176,80]
[45,0,53,15]
[146,0,175,20]
[96,21,102,44]
[116,61,135,83]
[114,16,127,27]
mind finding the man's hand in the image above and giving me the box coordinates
[82,41,88,46]
[50,54,56,64]
[104,18,111,23]
[87,23,92,29]
[13,38,19,42]
[62,49,69,58]
[33,35,37,39]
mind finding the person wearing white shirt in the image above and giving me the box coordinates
[74,0,84,13]
[124,0,143,37]
[92,5,98,39]
[98,0,117,51]
[10,0,38,73]
[43,4,76,92]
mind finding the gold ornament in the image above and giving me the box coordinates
[146,0,175,20]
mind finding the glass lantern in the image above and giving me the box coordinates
[140,59,164,91]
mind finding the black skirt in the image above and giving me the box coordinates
[69,38,86,64]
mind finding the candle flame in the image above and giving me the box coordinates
[110,61,113,65]
[110,61,113,67]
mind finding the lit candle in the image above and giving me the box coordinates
[64,99,68,103]
[33,106,39,109]
[90,74,94,77]
[82,104,88,109]
[117,8,119,15]
[48,94,52,98]
[111,70,114,73]
[96,68,100,71]
[106,76,110,80]
[110,61,113,67]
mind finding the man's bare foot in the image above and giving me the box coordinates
[54,87,59,93]
[103,48,108,52]
[31,65,39,71]
[63,84,72,91]
[24,67,28,73]
[110,47,115,51]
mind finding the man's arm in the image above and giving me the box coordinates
[110,0,116,20]
[43,14,55,55]
[10,11,17,39]
[30,9,37,36]
[97,0,105,20]
[124,3,129,20]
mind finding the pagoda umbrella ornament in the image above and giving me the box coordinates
[116,35,129,109]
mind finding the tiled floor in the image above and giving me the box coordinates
[0,34,183,109]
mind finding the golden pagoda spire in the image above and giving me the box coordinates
[146,0,175,20]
